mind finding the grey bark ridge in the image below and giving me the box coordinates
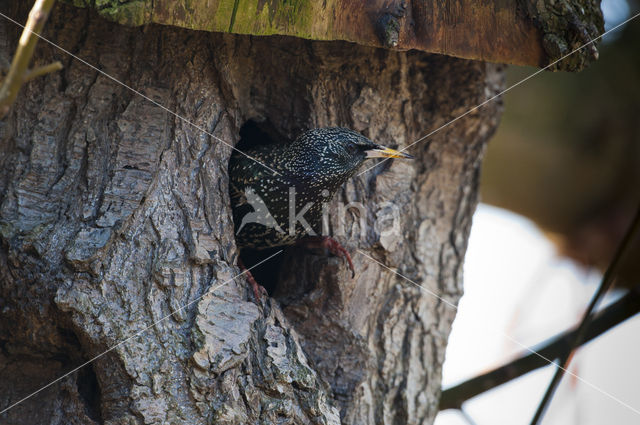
[0,3,504,424]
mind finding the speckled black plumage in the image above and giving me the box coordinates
[229,127,408,251]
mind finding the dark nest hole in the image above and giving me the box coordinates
[59,327,103,422]
[234,118,289,152]
[0,326,103,424]
[76,364,102,422]
[231,119,290,294]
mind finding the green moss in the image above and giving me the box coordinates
[99,1,149,27]
[211,0,316,37]
[64,0,330,41]
[61,0,150,26]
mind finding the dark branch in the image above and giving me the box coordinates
[530,205,640,425]
[439,287,640,411]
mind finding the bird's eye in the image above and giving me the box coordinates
[347,144,359,155]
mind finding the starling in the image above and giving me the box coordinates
[229,127,413,298]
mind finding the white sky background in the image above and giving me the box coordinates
[434,204,640,425]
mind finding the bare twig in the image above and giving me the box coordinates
[23,60,62,82]
[530,205,640,425]
[0,0,58,118]
[439,287,640,411]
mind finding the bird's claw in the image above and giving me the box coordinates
[248,272,268,303]
[298,236,355,278]
[238,258,267,305]
[322,237,356,278]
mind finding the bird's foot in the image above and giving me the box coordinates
[297,236,355,278]
[238,258,267,303]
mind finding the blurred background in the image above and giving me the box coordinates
[435,0,640,423]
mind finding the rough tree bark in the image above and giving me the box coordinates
[0,3,503,424]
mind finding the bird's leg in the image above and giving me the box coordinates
[296,236,355,278]
[238,257,267,302]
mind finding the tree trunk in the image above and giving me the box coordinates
[0,3,503,424]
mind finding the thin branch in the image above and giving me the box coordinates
[439,288,640,411]
[0,0,58,118]
[530,205,640,425]
[23,60,62,82]
[459,407,481,425]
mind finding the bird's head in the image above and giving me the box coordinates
[285,127,413,185]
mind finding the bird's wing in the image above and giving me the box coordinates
[229,145,283,192]
[228,148,278,208]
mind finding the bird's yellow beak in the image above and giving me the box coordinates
[365,145,414,159]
